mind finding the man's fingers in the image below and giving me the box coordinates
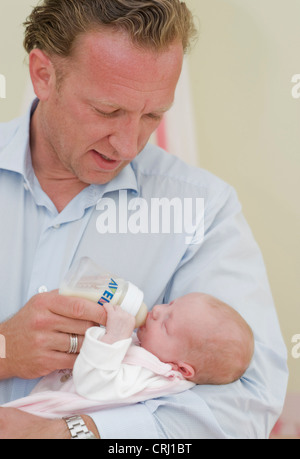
[44,291,107,325]
[52,315,96,335]
[53,351,79,371]
[47,332,85,354]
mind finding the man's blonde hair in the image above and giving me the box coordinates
[24,0,197,57]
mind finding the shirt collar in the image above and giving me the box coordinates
[0,98,139,197]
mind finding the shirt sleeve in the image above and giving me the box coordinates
[89,184,288,439]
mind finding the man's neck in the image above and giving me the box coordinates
[30,107,88,213]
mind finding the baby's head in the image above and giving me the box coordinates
[137,293,254,385]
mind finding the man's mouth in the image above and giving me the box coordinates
[91,149,122,171]
[99,153,114,162]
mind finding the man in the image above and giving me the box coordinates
[0,0,288,439]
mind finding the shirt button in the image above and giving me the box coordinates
[23,182,29,191]
[38,285,48,293]
[53,224,61,229]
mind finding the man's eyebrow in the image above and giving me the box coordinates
[86,99,119,113]
[155,102,174,113]
[89,98,174,113]
[91,99,121,109]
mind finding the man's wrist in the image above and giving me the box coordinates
[81,415,100,439]
[53,418,72,439]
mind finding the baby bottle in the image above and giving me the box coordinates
[59,257,148,327]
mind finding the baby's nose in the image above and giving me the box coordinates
[151,305,160,320]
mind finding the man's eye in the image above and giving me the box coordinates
[146,113,163,121]
[95,108,118,118]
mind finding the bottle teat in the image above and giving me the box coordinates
[134,302,148,328]
[119,282,148,327]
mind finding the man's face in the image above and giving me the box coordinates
[37,29,183,185]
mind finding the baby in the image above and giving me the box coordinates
[136,292,254,385]
[79,292,254,389]
[3,292,254,418]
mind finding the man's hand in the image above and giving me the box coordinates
[0,290,107,380]
[0,408,100,439]
[101,304,136,344]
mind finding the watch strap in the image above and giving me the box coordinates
[63,415,97,439]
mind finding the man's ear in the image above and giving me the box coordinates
[29,48,55,101]
[171,361,195,380]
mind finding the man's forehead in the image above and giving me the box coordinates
[67,31,182,113]
[72,29,183,75]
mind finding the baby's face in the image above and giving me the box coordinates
[137,293,203,364]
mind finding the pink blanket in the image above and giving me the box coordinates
[3,343,194,419]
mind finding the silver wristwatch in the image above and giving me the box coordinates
[63,415,97,439]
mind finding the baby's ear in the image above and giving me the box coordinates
[171,362,195,379]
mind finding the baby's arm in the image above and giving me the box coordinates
[72,306,158,402]
[100,304,136,344]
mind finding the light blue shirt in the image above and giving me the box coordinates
[0,100,288,438]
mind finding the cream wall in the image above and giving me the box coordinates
[0,2,32,121]
[0,1,299,394]
[186,0,300,393]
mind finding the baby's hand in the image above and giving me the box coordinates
[101,303,136,344]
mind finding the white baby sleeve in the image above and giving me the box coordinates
[73,327,156,402]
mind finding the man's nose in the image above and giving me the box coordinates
[109,117,140,161]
